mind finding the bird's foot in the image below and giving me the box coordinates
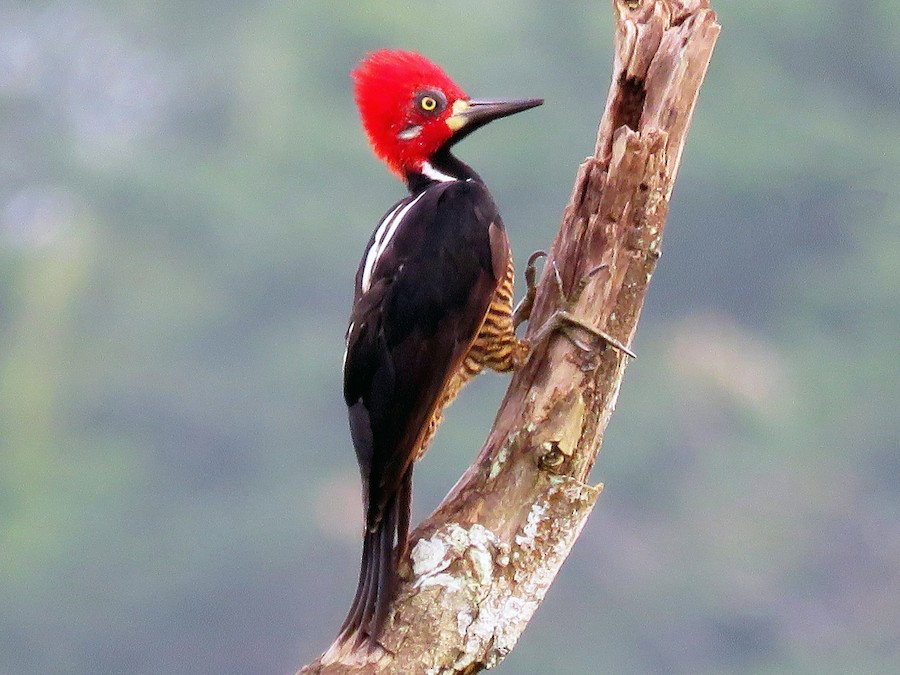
[512,250,547,329]
[528,309,636,360]
[521,257,636,361]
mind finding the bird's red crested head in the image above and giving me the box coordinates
[352,49,468,178]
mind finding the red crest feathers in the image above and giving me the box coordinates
[352,50,467,177]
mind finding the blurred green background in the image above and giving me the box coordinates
[1,1,898,673]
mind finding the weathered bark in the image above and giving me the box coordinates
[300,1,719,672]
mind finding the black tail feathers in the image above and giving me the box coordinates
[328,469,412,658]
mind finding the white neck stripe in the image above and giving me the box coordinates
[421,161,457,183]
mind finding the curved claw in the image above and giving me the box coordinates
[526,249,548,268]
[513,250,548,329]
[550,260,566,304]
[523,250,547,295]
[571,262,609,305]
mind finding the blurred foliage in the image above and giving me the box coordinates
[1,1,898,674]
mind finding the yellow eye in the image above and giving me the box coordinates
[420,96,437,112]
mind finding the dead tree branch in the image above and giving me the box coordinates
[300,1,719,671]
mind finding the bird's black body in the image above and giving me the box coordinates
[338,153,511,649]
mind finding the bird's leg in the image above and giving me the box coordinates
[513,250,547,329]
[524,259,637,361]
[486,253,634,375]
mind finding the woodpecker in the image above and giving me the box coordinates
[331,49,542,656]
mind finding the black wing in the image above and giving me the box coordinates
[343,179,507,530]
